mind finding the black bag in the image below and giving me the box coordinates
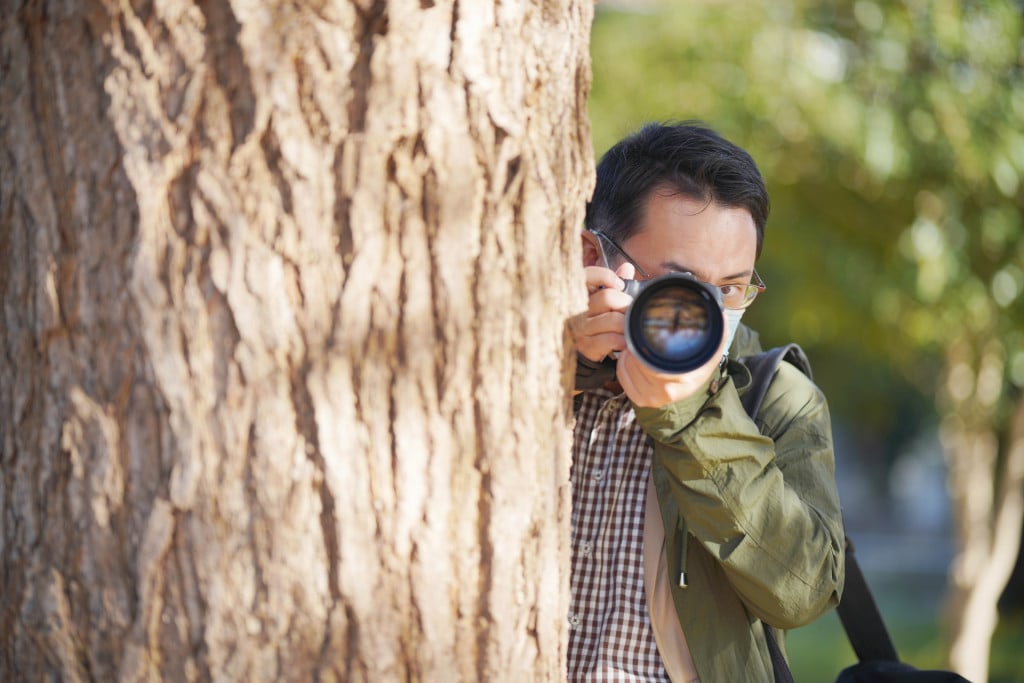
[741,345,971,683]
[835,661,970,683]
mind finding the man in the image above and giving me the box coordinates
[570,122,845,681]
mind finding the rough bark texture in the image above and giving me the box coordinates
[1,1,593,681]
[942,341,1024,682]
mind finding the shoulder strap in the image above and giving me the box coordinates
[763,625,795,683]
[739,343,813,421]
[741,345,902,677]
[836,538,901,662]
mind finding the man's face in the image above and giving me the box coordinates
[616,190,758,290]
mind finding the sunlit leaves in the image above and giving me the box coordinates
[992,265,1023,309]
[589,0,1023,437]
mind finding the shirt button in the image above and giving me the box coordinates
[568,613,581,629]
[593,469,604,482]
[581,541,593,556]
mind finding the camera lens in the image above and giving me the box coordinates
[624,274,724,373]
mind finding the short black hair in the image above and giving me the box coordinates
[585,121,769,258]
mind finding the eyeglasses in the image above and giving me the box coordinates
[592,230,766,310]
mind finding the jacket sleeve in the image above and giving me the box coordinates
[634,362,845,629]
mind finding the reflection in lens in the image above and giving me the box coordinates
[639,289,710,361]
[625,273,724,373]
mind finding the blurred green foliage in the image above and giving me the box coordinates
[589,0,1024,467]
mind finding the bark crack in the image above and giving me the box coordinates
[347,0,388,134]
[289,360,341,681]
[470,246,494,683]
[197,0,256,150]
[243,424,269,626]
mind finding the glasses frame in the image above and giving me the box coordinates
[591,229,766,310]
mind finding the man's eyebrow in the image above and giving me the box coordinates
[661,261,697,275]
[721,269,754,281]
[660,261,753,282]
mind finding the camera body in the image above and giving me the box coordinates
[622,273,725,373]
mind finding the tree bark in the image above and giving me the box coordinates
[1,1,593,681]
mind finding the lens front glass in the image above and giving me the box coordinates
[625,274,724,373]
[640,288,711,362]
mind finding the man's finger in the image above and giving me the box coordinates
[584,266,625,294]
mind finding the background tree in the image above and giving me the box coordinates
[1,1,593,680]
[590,1,1023,681]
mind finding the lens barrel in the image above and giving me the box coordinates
[623,273,725,373]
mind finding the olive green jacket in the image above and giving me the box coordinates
[635,325,845,682]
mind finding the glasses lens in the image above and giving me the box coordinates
[722,278,764,309]
[719,285,749,309]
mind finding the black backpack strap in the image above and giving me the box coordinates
[764,624,795,683]
[739,343,813,420]
[837,537,901,662]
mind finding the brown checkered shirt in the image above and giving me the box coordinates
[568,388,671,682]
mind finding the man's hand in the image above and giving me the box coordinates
[575,262,636,363]
[616,317,728,408]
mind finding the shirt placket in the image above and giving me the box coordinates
[569,394,619,644]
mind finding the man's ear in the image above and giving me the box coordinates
[581,230,603,267]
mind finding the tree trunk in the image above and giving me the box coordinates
[942,342,1024,682]
[1,1,593,681]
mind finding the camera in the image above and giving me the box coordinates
[622,273,725,373]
